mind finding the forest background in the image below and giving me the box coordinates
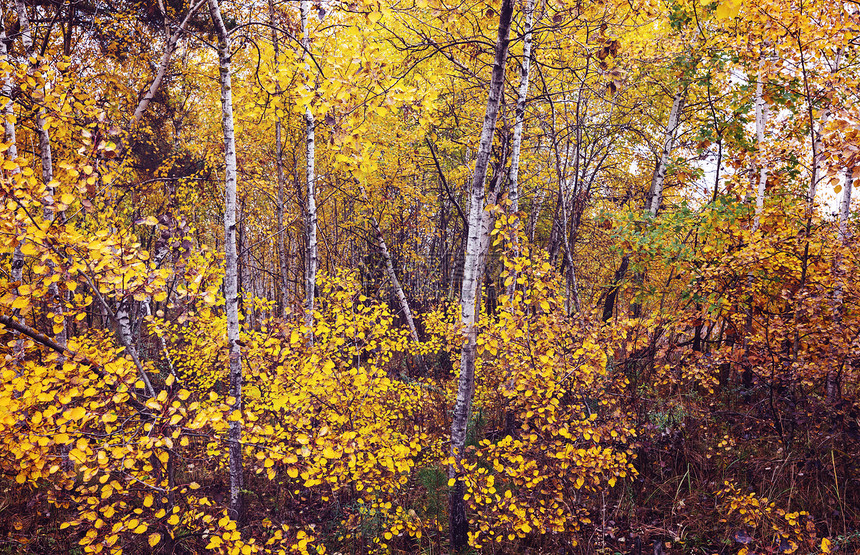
[0,0,858,553]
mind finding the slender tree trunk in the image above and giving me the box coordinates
[15,1,67,351]
[369,213,425,370]
[133,0,205,123]
[829,169,853,403]
[741,58,770,390]
[208,0,243,522]
[603,87,685,320]
[648,89,686,215]
[448,0,515,549]
[752,59,769,232]
[301,0,318,338]
[559,186,581,313]
[505,0,535,298]
[2,8,26,361]
[805,49,840,207]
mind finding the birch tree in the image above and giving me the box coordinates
[752,59,770,232]
[208,0,243,521]
[301,0,318,338]
[505,0,536,298]
[829,169,854,403]
[602,84,687,321]
[648,89,687,215]
[133,0,206,124]
[368,213,425,369]
[448,0,515,548]
[2,7,25,360]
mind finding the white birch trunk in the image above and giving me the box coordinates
[143,300,177,379]
[505,0,535,299]
[829,169,853,403]
[301,0,318,338]
[752,60,769,232]
[448,0,515,548]
[369,214,423,349]
[507,0,535,216]
[649,89,686,215]
[559,186,581,314]
[807,109,829,205]
[208,0,243,522]
[2,8,25,361]
[133,0,206,123]
[1,9,17,166]
[806,49,840,205]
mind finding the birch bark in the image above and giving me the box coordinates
[829,169,853,403]
[648,89,686,215]
[604,85,686,320]
[752,59,770,232]
[133,0,206,123]
[369,213,424,357]
[301,0,318,338]
[208,0,243,522]
[448,0,515,548]
[505,0,535,298]
[506,0,535,215]
[2,8,25,360]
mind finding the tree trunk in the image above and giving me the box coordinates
[805,49,840,206]
[742,58,770,390]
[208,0,243,522]
[505,0,535,298]
[648,88,686,215]
[2,8,26,361]
[559,185,581,314]
[133,0,205,123]
[603,87,686,320]
[369,213,425,371]
[448,0,515,549]
[301,0,318,338]
[752,59,769,232]
[15,1,67,351]
[829,168,853,403]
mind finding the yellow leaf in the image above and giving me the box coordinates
[368,10,382,23]
[715,0,742,19]
[60,193,76,205]
[20,242,39,256]
[67,406,86,421]
[148,533,160,547]
[821,538,832,553]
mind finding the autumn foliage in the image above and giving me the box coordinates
[1,0,859,553]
